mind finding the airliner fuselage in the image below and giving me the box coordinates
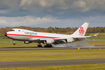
[5,22,90,47]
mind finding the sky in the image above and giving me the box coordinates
[0,0,105,28]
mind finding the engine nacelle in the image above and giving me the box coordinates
[66,37,74,43]
[24,41,30,44]
[45,39,54,44]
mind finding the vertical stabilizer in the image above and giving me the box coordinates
[72,22,89,36]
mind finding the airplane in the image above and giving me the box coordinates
[89,33,99,37]
[93,33,99,37]
[5,22,90,47]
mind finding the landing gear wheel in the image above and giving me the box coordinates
[44,44,52,47]
[13,43,16,45]
[38,45,42,47]
[13,40,16,45]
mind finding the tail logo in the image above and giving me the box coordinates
[79,26,84,34]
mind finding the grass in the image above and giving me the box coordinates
[0,43,38,47]
[0,38,38,47]
[0,38,105,47]
[0,49,105,62]
[87,33,105,40]
[88,37,105,40]
[0,41,105,47]
[1,64,105,70]
[89,41,105,46]
[0,34,105,70]
[0,32,105,47]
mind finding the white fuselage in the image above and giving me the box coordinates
[5,22,89,46]
[6,29,72,41]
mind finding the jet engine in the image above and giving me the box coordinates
[24,41,31,44]
[66,37,74,43]
[45,39,54,44]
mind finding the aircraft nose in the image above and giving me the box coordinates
[5,33,7,37]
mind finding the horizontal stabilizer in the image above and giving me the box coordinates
[73,36,91,38]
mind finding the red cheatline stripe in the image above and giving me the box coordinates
[7,34,59,39]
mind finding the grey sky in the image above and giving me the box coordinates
[0,0,105,28]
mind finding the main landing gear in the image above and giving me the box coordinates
[37,43,43,47]
[44,44,52,47]
[37,43,52,47]
[38,45,42,47]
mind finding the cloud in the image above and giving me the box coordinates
[0,20,8,25]
[0,0,105,15]
[0,10,9,14]
[71,0,90,12]
[19,0,105,12]
[0,15,105,28]
[0,0,105,27]
[0,16,59,27]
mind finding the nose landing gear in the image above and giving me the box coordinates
[13,40,16,45]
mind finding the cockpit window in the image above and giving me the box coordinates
[9,30,15,31]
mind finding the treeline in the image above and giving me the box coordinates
[0,26,105,36]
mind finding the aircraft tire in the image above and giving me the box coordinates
[44,44,52,47]
[38,45,42,47]
[13,43,16,45]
